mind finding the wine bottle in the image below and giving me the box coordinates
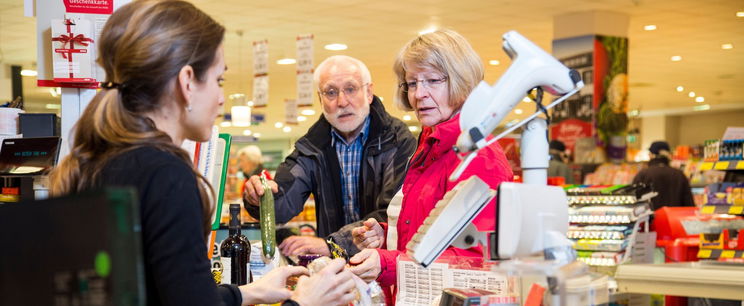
[220,204,251,285]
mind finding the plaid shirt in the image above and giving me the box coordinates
[331,117,370,224]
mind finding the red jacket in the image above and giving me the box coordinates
[375,113,513,289]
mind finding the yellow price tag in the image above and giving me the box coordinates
[721,250,735,258]
[701,205,716,214]
[730,206,744,215]
[737,161,744,170]
[700,162,714,171]
[698,249,712,258]
[714,162,730,170]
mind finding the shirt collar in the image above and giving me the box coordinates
[331,116,370,147]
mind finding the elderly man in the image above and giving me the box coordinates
[244,55,416,257]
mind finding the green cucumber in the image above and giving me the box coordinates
[259,175,276,259]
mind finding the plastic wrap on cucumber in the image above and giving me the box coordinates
[259,174,276,259]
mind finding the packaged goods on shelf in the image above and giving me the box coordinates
[568,225,632,240]
[574,239,628,252]
[720,139,744,161]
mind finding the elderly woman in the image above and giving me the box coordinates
[348,29,513,303]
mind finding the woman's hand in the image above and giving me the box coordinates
[292,258,357,306]
[348,249,382,283]
[351,218,385,250]
[238,266,308,305]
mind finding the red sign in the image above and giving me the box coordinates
[63,0,113,14]
[550,119,593,152]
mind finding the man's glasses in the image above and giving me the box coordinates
[399,76,448,93]
[320,83,368,101]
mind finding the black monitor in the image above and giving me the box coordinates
[0,136,61,175]
[0,188,145,305]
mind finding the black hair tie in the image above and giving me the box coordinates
[100,81,122,89]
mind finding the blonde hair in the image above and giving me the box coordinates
[238,145,262,165]
[50,0,225,236]
[393,29,484,111]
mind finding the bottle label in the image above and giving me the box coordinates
[220,257,231,284]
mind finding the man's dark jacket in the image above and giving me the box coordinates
[632,157,694,211]
[246,96,416,250]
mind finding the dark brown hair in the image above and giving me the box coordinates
[50,0,225,236]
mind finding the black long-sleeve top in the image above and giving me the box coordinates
[95,146,241,305]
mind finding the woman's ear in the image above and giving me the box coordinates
[177,65,196,104]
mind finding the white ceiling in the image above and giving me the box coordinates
[1,0,742,139]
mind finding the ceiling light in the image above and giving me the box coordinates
[514,109,523,115]
[274,122,284,128]
[324,43,348,51]
[300,109,316,116]
[229,93,246,100]
[276,58,296,65]
[688,91,696,98]
[220,121,232,127]
[379,97,384,101]
[297,116,307,122]
[45,103,60,110]
[253,133,261,138]
[242,129,252,136]
[247,101,254,107]
[722,43,733,50]
[49,87,61,98]
[628,109,640,117]
[522,97,531,103]
[402,115,412,121]
[643,25,657,31]
[231,106,251,127]
[737,11,744,17]
[693,104,710,111]
[695,96,705,103]
[20,69,37,77]
[676,86,684,92]
[282,126,292,133]
[408,126,419,132]
[418,27,437,36]
[670,55,682,61]
[488,60,500,66]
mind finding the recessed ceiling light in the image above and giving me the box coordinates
[514,109,523,115]
[242,129,252,136]
[408,126,419,132]
[737,11,744,17]
[402,115,412,121]
[297,116,307,122]
[489,60,500,66]
[324,43,348,51]
[670,55,682,61]
[220,121,232,127]
[693,104,710,111]
[253,132,261,138]
[676,86,684,92]
[247,101,254,107]
[643,25,657,31]
[282,126,292,133]
[418,27,437,36]
[45,103,61,110]
[300,109,316,116]
[522,97,531,103]
[20,69,37,76]
[722,43,734,50]
[274,122,284,128]
[695,96,705,103]
[688,91,696,98]
[276,58,296,65]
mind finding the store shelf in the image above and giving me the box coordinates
[700,161,744,171]
[615,262,744,300]
[700,205,744,215]
[697,249,744,260]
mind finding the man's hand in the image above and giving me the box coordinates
[238,265,308,305]
[348,249,382,283]
[279,236,330,256]
[292,258,356,306]
[243,175,278,206]
[351,218,385,250]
